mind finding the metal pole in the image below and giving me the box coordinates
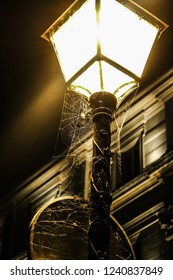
[88,91,117,259]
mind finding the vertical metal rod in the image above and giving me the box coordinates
[88,91,117,259]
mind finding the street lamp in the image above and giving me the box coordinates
[41,0,168,259]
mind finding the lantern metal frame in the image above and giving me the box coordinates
[42,0,168,90]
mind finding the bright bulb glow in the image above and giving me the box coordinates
[44,0,168,98]
[51,0,97,81]
[71,61,137,99]
[99,0,158,77]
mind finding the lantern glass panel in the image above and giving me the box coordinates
[99,0,158,78]
[71,60,137,99]
[51,0,97,82]
[44,0,168,96]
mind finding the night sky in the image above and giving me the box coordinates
[1,0,173,197]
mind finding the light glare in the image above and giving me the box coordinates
[71,61,137,99]
[45,0,168,98]
[51,0,97,81]
[99,0,158,77]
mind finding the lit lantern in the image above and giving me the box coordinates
[42,0,168,100]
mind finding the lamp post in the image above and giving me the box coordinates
[42,0,168,259]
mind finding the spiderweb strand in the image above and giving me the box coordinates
[113,84,139,182]
[52,82,139,195]
[53,90,92,157]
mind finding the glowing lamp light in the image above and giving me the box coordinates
[42,0,168,99]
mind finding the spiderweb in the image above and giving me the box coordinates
[29,86,139,260]
[52,83,139,197]
[52,90,93,198]
[54,90,92,157]
[112,84,139,181]
[29,196,135,260]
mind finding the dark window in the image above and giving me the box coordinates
[165,97,173,151]
[121,138,141,185]
[111,135,142,190]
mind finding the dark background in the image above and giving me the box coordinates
[1,0,173,197]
